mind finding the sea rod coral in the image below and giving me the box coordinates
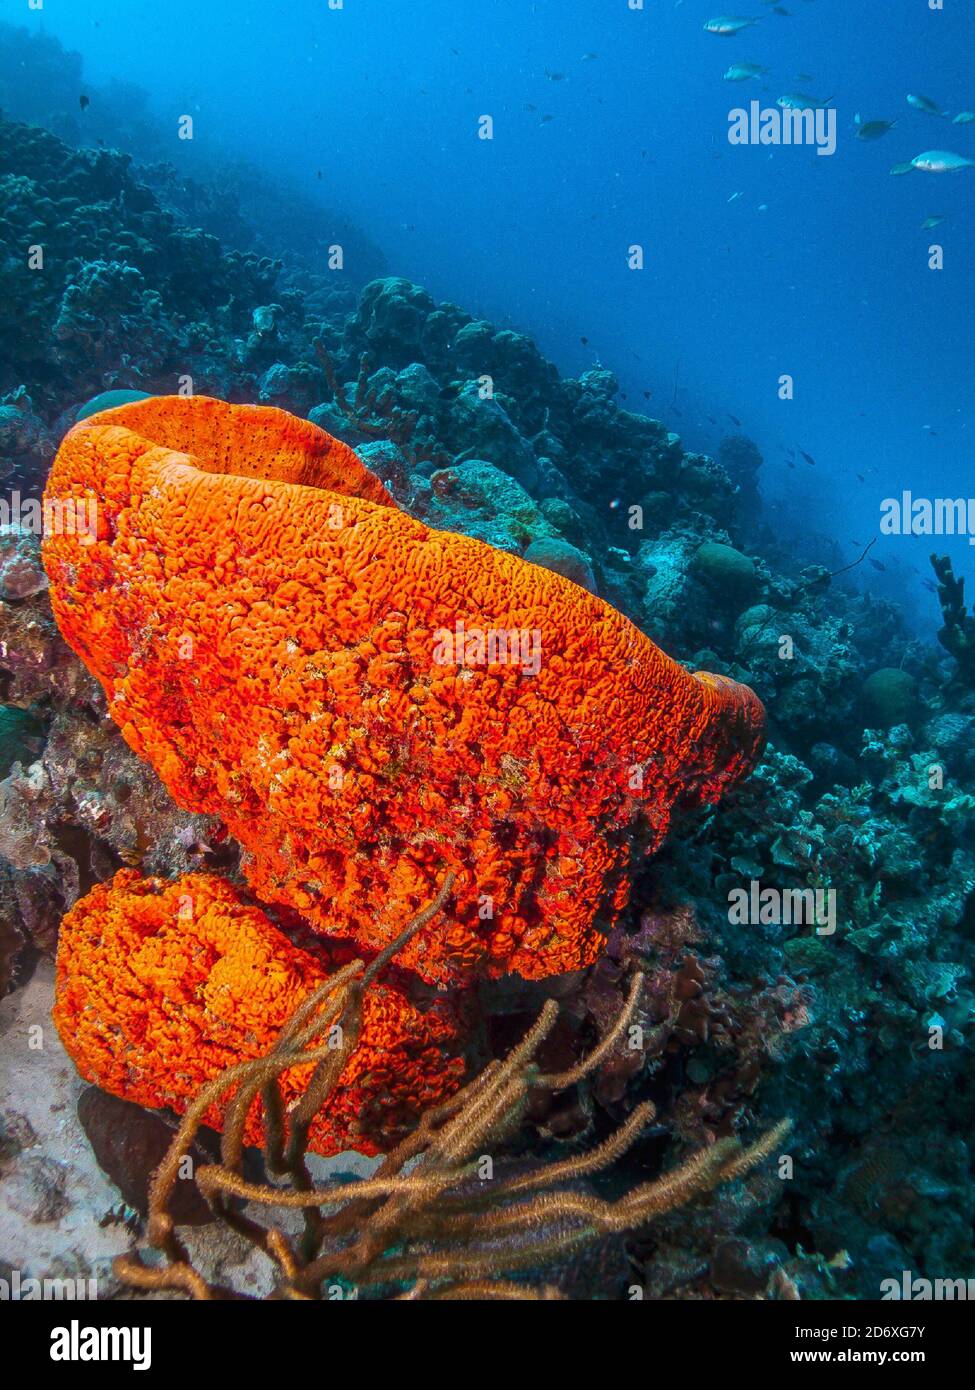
[42,394,765,987]
[112,914,790,1301]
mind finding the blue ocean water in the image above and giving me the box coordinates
[24,0,975,627]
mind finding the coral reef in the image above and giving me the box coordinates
[1,95,973,1300]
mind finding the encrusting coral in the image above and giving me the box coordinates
[42,394,765,986]
[53,868,466,1157]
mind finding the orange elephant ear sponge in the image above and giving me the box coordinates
[43,395,765,986]
[53,869,466,1157]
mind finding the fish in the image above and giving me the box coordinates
[889,161,916,176]
[581,53,598,61]
[907,93,947,117]
[727,190,744,202]
[777,93,833,110]
[79,94,90,111]
[800,450,816,466]
[922,578,938,594]
[723,61,768,81]
[540,114,555,124]
[703,16,759,35]
[545,70,566,81]
[117,822,154,868]
[728,413,742,426]
[580,336,589,345]
[921,214,946,229]
[952,111,975,124]
[910,149,975,173]
[869,558,886,572]
[854,115,895,140]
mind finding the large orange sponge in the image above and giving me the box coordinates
[43,395,765,985]
[53,869,466,1157]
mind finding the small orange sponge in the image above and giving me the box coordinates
[43,396,765,985]
[53,869,465,1156]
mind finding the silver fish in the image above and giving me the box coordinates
[724,61,767,80]
[952,111,975,124]
[703,16,758,35]
[920,214,946,229]
[911,149,975,173]
[777,93,832,110]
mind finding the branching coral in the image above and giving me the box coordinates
[312,339,448,466]
[113,914,790,1301]
[54,868,466,1157]
[931,553,975,686]
[42,395,765,986]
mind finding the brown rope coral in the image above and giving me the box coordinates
[115,875,790,1301]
